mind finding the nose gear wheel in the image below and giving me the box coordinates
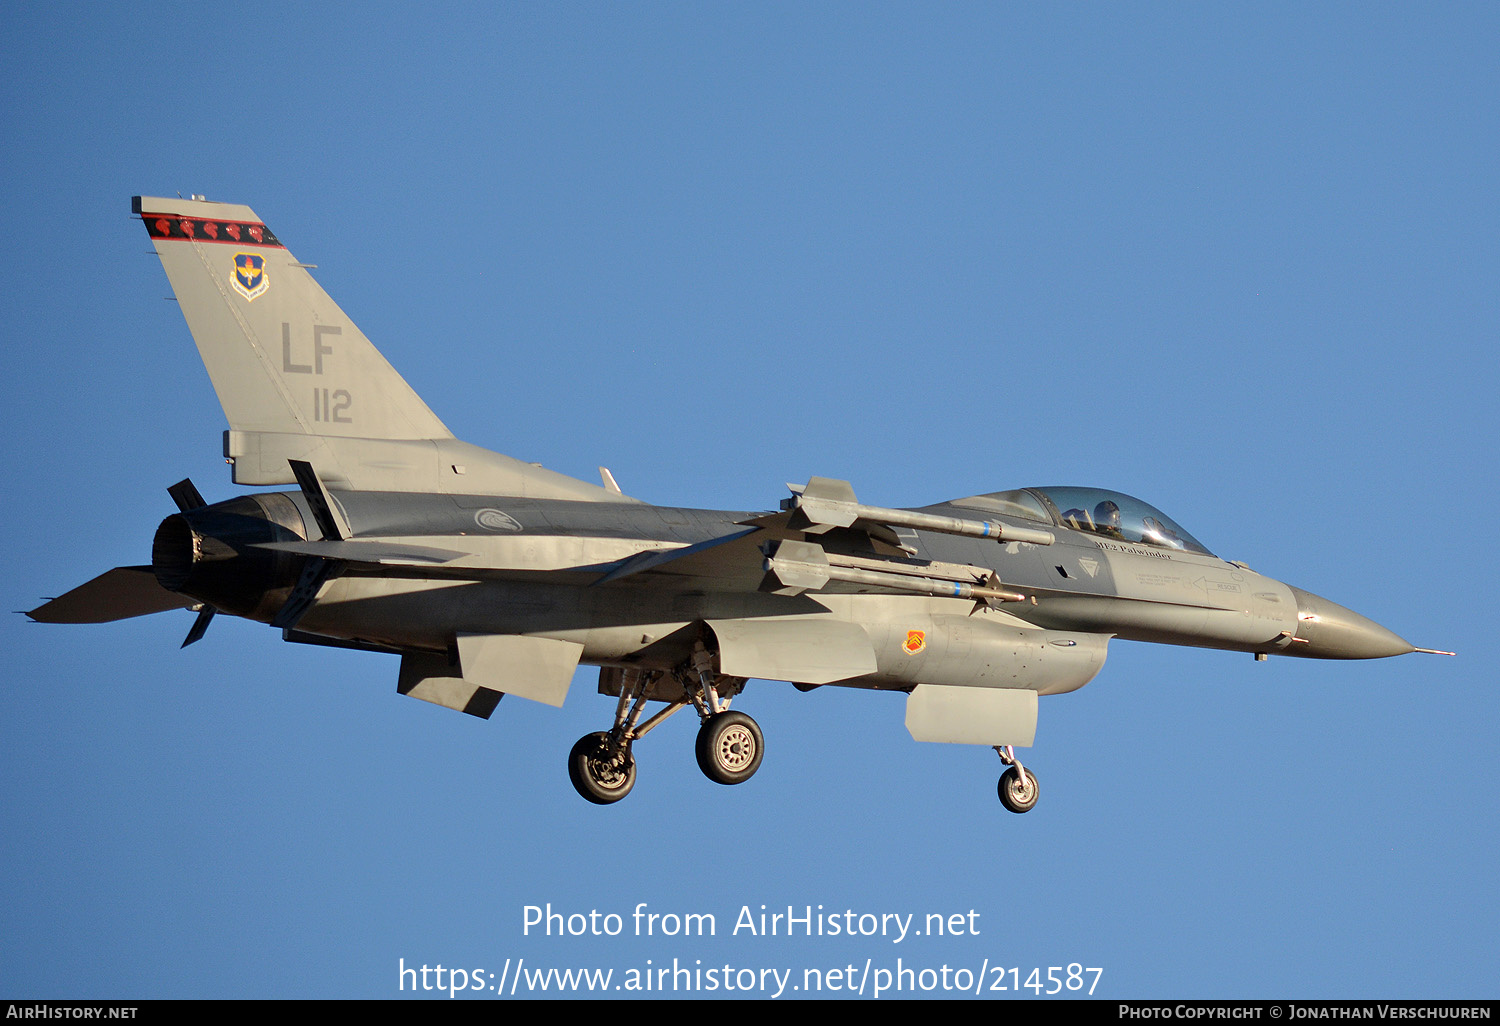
[997,764,1039,814]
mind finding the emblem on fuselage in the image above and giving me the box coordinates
[231,252,268,301]
[904,629,927,655]
[474,508,522,532]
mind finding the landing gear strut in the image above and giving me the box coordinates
[566,665,669,806]
[566,640,763,804]
[995,745,1040,814]
[686,639,762,786]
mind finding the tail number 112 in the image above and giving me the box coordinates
[313,387,352,423]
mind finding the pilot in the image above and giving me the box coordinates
[1092,500,1126,540]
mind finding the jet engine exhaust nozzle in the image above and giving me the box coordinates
[150,493,308,620]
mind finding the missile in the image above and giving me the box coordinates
[764,540,1027,604]
[785,477,1055,546]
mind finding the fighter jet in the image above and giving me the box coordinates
[27,196,1452,812]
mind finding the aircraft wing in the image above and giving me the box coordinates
[589,477,1054,606]
[590,527,770,588]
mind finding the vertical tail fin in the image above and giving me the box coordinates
[134,196,623,501]
[135,195,451,442]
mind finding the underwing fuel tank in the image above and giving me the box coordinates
[1285,586,1416,659]
[862,616,1110,696]
[151,493,308,620]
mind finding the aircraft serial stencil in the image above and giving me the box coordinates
[28,196,1454,812]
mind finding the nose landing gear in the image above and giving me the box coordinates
[996,745,1040,814]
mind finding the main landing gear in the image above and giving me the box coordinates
[568,731,637,804]
[567,641,762,805]
[995,745,1040,814]
[696,710,764,785]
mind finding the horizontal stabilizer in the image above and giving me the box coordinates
[27,567,196,624]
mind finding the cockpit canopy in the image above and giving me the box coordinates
[949,487,1214,555]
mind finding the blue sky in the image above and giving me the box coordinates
[2,3,1495,999]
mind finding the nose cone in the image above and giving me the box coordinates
[1286,586,1415,659]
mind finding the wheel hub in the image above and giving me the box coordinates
[717,725,756,769]
[588,749,629,789]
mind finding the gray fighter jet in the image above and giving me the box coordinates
[28,196,1452,812]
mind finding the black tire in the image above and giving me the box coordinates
[568,732,636,805]
[695,711,764,785]
[997,765,1040,814]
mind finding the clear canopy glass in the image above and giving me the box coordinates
[952,487,1214,555]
